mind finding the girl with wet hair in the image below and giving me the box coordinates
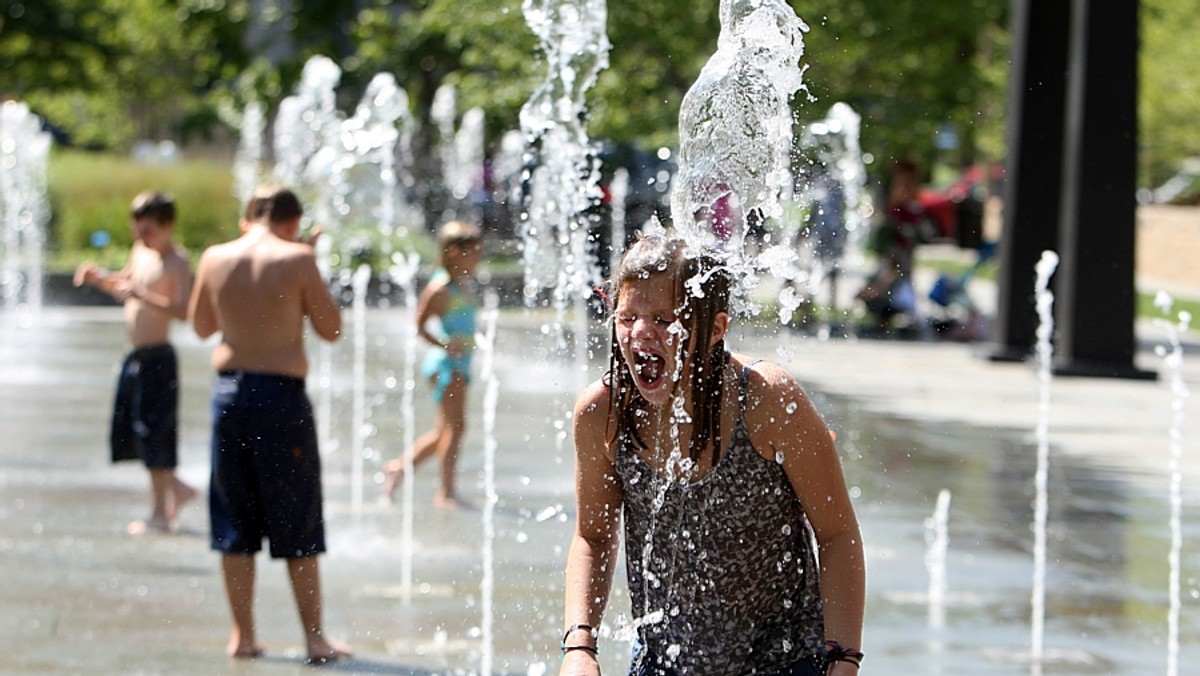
[562,233,865,676]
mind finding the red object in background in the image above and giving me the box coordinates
[918,164,1006,240]
[918,189,957,239]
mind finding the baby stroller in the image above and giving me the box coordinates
[927,242,996,341]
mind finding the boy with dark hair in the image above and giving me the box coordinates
[189,183,350,663]
[74,190,197,534]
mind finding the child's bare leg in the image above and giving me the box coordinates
[380,429,440,501]
[287,556,352,663]
[222,553,263,658]
[167,472,198,522]
[141,469,174,531]
[434,376,468,508]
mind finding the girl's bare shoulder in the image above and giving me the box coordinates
[574,377,613,420]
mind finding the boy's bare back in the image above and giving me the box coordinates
[191,224,340,379]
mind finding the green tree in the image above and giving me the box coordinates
[798,0,1009,179]
[1141,0,1200,189]
[1,0,249,148]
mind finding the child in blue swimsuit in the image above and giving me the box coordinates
[382,221,483,508]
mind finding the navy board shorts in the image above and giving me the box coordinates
[208,370,326,559]
[110,344,178,468]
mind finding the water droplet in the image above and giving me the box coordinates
[782,524,792,536]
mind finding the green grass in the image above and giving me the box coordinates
[47,149,243,271]
[44,149,446,276]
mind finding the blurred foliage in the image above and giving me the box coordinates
[46,149,242,271]
[3,0,1197,199]
[1140,0,1200,189]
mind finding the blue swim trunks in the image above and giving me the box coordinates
[208,371,326,559]
[421,348,472,403]
[110,344,178,469]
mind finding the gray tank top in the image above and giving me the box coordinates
[615,366,825,674]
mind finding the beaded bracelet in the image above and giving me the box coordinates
[822,640,864,668]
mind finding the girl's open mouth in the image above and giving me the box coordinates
[634,351,666,389]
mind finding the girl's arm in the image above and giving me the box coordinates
[561,380,623,676]
[414,281,450,350]
[748,363,866,672]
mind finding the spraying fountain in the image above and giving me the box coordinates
[1154,292,1191,676]
[0,101,52,321]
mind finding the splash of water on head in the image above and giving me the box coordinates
[671,0,809,313]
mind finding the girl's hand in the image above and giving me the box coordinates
[446,337,468,357]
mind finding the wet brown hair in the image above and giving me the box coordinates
[604,233,731,464]
[131,191,175,225]
[244,184,303,225]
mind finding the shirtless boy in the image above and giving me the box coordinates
[188,184,351,663]
[74,191,197,534]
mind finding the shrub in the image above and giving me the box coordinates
[46,150,242,270]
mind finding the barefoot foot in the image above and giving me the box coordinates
[305,637,353,665]
[127,518,171,535]
[434,494,475,511]
[227,641,265,659]
[170,480,199,521]
[379,459,405,504]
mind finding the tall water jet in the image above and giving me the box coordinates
[0,101,52,318]
[340,72,411,243]
[270,56,346,461]
[1153,291,1191,676]
[476,290,501,675]
[609,166,630,275]
[671,0,808,314]
[451,107,487,223]
[350,263,372,514]
[229,100,266,209]
[1030,249,1059,673]
[389,251,421,602]
[519,0,610,327]
[925,488,952,630]
[791,102,867,329]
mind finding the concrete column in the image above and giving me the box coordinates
[989,0,1071,362]
[1053,0,1151,378]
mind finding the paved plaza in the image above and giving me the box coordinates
[1,283,1198,674]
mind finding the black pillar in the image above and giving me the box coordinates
[1053,0,1152,379]
[990,0,1072,362]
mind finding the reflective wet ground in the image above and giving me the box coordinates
[1,306,1197,674]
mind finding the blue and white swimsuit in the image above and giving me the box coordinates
[421,269,477,402]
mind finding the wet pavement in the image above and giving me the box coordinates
[1,303,1198,674]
